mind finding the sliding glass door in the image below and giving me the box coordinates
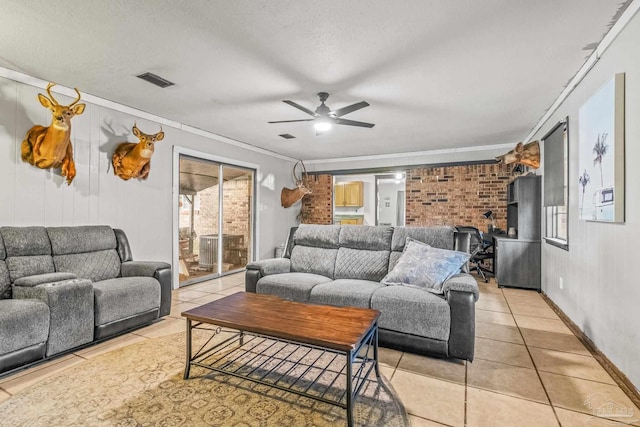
[178,155,254,286]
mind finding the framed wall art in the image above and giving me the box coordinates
[578,73,625,223]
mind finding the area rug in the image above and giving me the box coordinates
[0,332,409,426]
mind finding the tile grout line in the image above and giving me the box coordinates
[501,287,563,427]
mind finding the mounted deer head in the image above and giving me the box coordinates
[112,122,164,180]
[281,160,312,208]
[496,140,540,169]
[21,82,86,185]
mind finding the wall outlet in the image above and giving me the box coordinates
[559,277,564,290]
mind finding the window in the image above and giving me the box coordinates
[543,118,569,249]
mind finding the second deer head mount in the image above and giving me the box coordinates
[281,160,312,208]
[112,122,164,181]
[21,82,86,185]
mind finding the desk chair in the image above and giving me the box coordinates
[456,226,494,282]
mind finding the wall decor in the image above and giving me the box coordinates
[281,161,312,208]
[21,83,86,185]
[112,123,164,180]
[495,141,540,169]
[578,73,625,222]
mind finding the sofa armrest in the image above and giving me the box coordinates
[443,273,479,302]
[13,272,77,288]
[447,289,476,361]
[245,258,291,293]
[121,261,172,317]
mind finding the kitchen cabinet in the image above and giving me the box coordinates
[340,218,363,225]
[334,181,364,207]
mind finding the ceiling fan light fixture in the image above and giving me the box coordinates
[314,120,332,132]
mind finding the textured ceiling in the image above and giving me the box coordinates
[0,0,626,161]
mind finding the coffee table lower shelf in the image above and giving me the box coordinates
[183,320,380,427]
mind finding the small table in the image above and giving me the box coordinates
[182,292,381,427]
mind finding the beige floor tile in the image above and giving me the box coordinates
[554,407,634,426]
[475,321,524,344]
[502,287,541,297]
[408,415,452,426]
[0,388,10,402]
[380,365,395,381]
[504,293,549,307]
[540,372,640,425]
[476,309,516,326]
[378,347,403,368]
[392,369,465,427]
[474,337,533,369]
[74,333,147,359]
[397,352,466,384]
[476,298,511,313]
[466,386,559,427]
[172,288,213,302]
[188,293,228,305]
[217,286,245,296]
[509,303,559,319]
[476,292,507,304]
[530,348,615,385]
[520,328,591,356]
[0,354,85,394]
[132,317,185,339]
[168,300,199,319]
[467,358,549,403]
[514,314,573,335]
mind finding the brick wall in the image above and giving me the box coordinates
[406,163,513,230]
[298,164,514,230]
[299,174,333,224]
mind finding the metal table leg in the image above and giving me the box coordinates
[346,349,353,427]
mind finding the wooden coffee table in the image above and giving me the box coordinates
[182,292,381,427]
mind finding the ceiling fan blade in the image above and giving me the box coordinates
[331,101,370,117]
[283,100,318,117]
[334,118,375,128]
[268,119,315,123]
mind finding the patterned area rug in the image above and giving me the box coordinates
[0,332,409,426]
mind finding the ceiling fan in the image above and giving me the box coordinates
[268,92,374,134]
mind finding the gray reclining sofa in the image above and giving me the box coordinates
[0,225,171,374]
[246,224,479,361]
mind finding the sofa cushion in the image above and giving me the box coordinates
[371,286,451,341]
[256,272,331,302]
[338,225,393,251]
[388,251,402,272]
[47,226,117,255]
[0,261,10,299]
[6,256,55,282]
[0,226,51,257]
[290,246,337,279]
[54,250,122,282]
[0,299,50,354]
[334,247,390,281]
[13,272,77,288]
[294,224,340,249]
[391,226,455,251]
[309,279,385,308]
[92,277,160,326]
[382,239,470,294]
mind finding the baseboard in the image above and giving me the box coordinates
[541,292,640,409]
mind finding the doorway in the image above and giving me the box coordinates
[178,154,254,286]
[376,174,406,226]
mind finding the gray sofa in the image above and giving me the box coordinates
[0,225,171,374]
[246,224,479,361]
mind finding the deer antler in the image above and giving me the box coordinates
[292,160,308,186]
[45,82,59,106]
[68,88,82,107]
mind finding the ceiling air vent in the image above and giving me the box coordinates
[279,134,296,139]
[136,72,175,88]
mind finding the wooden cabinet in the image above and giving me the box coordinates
[340,218,363,225]
[495,175,542,291]
[334,181,364,207]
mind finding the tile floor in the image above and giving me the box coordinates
[1,272,639,426]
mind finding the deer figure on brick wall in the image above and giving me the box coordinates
[112,123,164,180]
[281,160,312,208]
[496,140,540,169]
[21,83,86,185]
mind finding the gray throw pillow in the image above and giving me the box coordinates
[381,237,470,294]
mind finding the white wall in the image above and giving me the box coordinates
[532,9,640,390]
[0,75,297,282]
